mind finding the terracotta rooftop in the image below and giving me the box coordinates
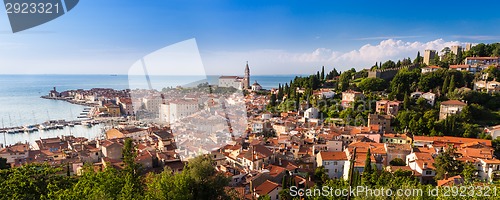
[254,180,280,196]
[437,175,464,187]
[440,100,466,106]
[319,151,348,161]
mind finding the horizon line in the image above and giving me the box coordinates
[0,73,310,76]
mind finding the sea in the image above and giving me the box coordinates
[0,74,298,146]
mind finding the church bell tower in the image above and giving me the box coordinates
[244,61,250,89]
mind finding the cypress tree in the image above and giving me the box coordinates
[362,149,373,185]
[332,68,339,77]
[403,92,410,110]
[282,174,288,188]
[442,76,450,94]
[448,75,456,94]
[321,66,325,81]
[416,51,421,64]
[364,148,372,175]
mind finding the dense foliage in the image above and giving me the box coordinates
[0,154,230,200]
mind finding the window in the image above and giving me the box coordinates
[325,161,329,165]
[334,169,337,173]
[334,161,338,165]
[425,171,432,175]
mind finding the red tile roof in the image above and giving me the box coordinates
[440,100,466,106]
[319,151,348,161]
[254,180,280,196]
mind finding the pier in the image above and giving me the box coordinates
[0,117,127,135]
[41,95,99,107]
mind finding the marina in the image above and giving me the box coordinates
[0,117,128,135]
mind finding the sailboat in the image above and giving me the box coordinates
[7,114,15,134]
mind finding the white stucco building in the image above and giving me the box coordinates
[160,99,199,124]
[316,151,348,179]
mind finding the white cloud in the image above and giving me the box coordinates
[202,38,467,75]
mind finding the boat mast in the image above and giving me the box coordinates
[2,118,5,147]
[8,113,12,127]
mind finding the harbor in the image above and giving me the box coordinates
[0,115,130,135]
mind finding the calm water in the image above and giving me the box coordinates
[0,74,297,146]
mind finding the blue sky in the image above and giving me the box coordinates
[1,0,499,75]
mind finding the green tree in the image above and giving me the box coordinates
[0,157,9,170]
[462,162,476,183]
[121,138,142,199]
[381,60,396,69]
[338,70,354,91]
[442,75,449,94]
[389,158,406,166]
[433,147,464,180]
[267,93,277,111]
[403,92,410,110]
[414,51,422,64]
[0,164,74,199]
[321,66,325,81]
[357,77,387,92]
[277,84,284,102]
[389,69,420,100]
[184,155,229,200]
[362,149,373,185]
[314,166,329,185]
[258,195,271,200]
[448,75,456,94]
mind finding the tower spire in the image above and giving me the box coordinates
[244,61,250,89]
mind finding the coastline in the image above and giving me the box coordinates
[40,95,98,107]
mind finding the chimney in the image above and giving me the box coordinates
[423,162,428,169]
[279,158,282,166]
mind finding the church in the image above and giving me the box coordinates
[218,62,251,90]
